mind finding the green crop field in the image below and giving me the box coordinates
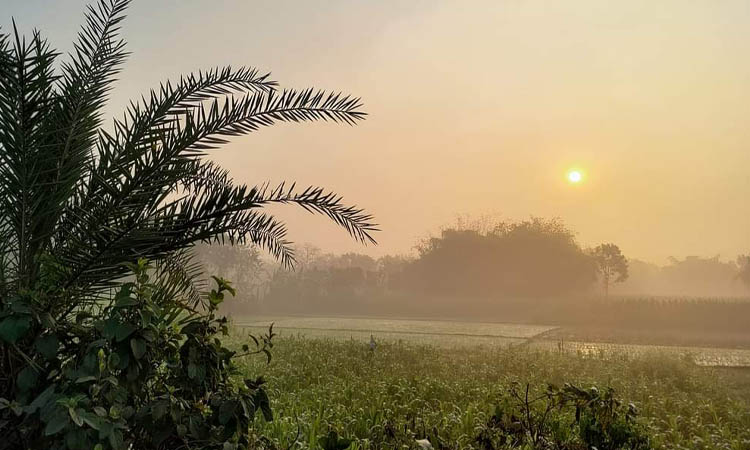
[228,318,750,450]
[235,316,750,367]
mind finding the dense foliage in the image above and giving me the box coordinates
[405,218,596,297]
[0,0,374,448]
[1,260,276,449]
[257,218,598,312]
[236,335,750,450]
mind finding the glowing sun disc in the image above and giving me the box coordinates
[567,170,582,183]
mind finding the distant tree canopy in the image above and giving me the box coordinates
[195,243,270,312]
[737,255,750,289]
[218,219,750,320]
[259,218,601,310]
[264,251,381,311]
[613,255,748,297]
[404,218,596,298]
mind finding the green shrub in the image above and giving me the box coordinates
[476,383,651,450]
[477,383,650,450]
[2,260,277,449]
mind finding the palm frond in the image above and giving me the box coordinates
[178,163,376,245]
[0,25,58,284]
[58,67,281,256]
[95,65,276,179]
[12,1,133,285]
[151,250,206,309]
[251,183,379,245]
[0,0,376,306]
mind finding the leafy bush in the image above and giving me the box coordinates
[0,0,373,448]
[2,260,276,449]
[476,382,650,450]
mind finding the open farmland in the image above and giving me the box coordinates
[235,315,750,367]
[230,332,750,449]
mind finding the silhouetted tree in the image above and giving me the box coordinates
[406,218,596,298]
[0,1,375,447]
[591,244,629,297]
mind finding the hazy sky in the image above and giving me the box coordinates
[6,1,750,263]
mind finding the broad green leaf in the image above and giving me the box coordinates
[35,334,60,360]
[109,429,124,450]
[75,376,97,384]
[97,421,114,440]
[208,290,224,306]
[44,409,70,436]
[27,385,56,413]
[114,323,137,342]
[69,407,84,426]
[17,366,39,392]
[80,411,104,431]
[130,338,146,359]
[101,319,118,340]
[115,345,131,369]
[0,316,32,344]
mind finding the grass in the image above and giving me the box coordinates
[230,333,750,450]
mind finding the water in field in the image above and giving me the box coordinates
[235,315,750,367]
[527,341,750,367]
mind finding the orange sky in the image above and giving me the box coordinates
[7,0,750,263]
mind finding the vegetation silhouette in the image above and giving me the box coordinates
[591,243,629,297]
[240,219,750,340]
[405,218,596,298]
[0,0,374,447]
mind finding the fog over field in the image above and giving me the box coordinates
[3,1,750,449]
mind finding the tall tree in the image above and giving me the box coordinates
[406,218,596,298]
[0,1,376,447]
[591,243,629,297]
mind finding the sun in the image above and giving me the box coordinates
[567,170,583,184]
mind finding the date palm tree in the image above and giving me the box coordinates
[0,0,375,305]
[0,3,377,434]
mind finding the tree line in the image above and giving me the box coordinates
[197,217,750,323]
[199,218,626,311]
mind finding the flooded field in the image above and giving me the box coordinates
[235,315,750,367]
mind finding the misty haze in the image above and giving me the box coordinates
[2,1,749,449]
